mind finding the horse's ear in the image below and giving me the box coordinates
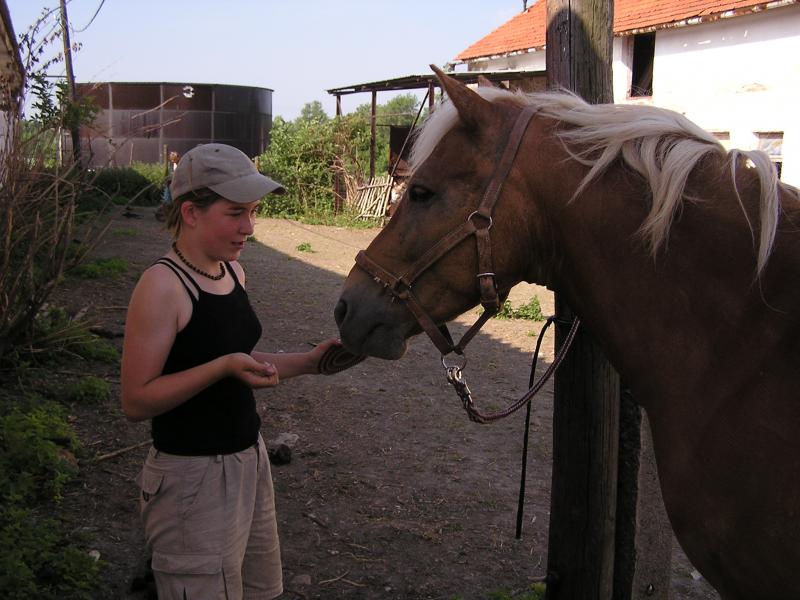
[430,64,493,130]
[477,75,495,88]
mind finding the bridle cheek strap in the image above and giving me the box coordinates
[354,105,539,357]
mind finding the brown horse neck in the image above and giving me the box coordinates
[529,141,799,412]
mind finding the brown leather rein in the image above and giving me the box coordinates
[354,105,580,423]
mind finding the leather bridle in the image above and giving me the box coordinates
[355,105,540,358]
[353,104,581,423]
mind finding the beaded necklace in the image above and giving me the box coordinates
[172,242,225,280]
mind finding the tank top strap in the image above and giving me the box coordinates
[154,257,201,302]
[225,262,243,289]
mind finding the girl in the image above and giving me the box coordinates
[121,143,338,599]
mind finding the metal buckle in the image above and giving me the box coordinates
[441,353,467,371]
[467,210,493,230]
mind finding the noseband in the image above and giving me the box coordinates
[355,105,541,358]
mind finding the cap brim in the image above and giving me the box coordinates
[209,172,286,203]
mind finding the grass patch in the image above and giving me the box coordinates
[485,583,547,600]
[71,257,129,280]
[64,376,111,405]
[112,227,138,237]
[25,306,118,365]
[296,242,315,253]
[270,210,381,230]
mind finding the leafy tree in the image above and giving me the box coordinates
[258,94,421,220]
[353,93,421,174]
[258,114,370,217]
[298,100,329,123]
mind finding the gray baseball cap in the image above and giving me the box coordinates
[170,143,285,202]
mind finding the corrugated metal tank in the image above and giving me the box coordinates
[76,82,274,166]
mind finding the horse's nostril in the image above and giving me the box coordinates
[334,298,348,326]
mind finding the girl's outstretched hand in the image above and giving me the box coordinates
[311,338,342,363]
[314,339,367,375]
[228,352,279,388]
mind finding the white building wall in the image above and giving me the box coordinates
[614,5,800,184]
[464,5,800,185]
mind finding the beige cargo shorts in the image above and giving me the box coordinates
[135,435,283,600]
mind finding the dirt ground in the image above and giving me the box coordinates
[53,209,720,599]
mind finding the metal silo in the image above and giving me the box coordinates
[76,82,274,166]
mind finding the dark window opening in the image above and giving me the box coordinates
[757,132,784,181]
[630,33,655,98]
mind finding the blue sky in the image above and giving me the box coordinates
[6,1,519,120]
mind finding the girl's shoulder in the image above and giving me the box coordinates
[134,260,196,303]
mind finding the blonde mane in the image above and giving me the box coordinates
[409,87,782,274]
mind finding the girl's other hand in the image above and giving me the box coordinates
[228,352,279,388]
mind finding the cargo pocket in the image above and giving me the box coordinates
[139,468,164,503]
[151,551,230,599]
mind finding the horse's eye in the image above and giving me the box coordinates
[408,184,434,203]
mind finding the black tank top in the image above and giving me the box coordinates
[151,257,263,455]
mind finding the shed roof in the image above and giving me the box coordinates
[327,69,545,96]
[455,0,798,61]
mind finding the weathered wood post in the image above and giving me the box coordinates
[334,94,345,214]
[544,2,672,599]
[59,0,81,169]
[369,90,377,180]
[545,1,618,598]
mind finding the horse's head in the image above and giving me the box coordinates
[335,67,546,359]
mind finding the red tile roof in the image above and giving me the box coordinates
[455,0,795,61]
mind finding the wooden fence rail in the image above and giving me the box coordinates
[350,174,392,220]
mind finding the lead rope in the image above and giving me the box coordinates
[444,316,580,424]
[516,316,554,539]
[443,315,580,540]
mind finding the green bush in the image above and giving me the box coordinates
[74,336,118,363]
[130,161,168,188]
[0,398,77,504]
[64,376,110,405]
[259,94,420,221]
[0,391,100,598]
[74,190,112,214]
[258,116,356,217]
[514,296,545,321]
[91,167,161,206]
[0,506,101,600]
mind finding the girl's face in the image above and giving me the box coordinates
[192,198,260,262]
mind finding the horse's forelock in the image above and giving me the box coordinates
[408,87,529,171]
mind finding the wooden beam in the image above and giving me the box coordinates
[369,90,377,180]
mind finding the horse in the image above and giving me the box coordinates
[334,66,800,599]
